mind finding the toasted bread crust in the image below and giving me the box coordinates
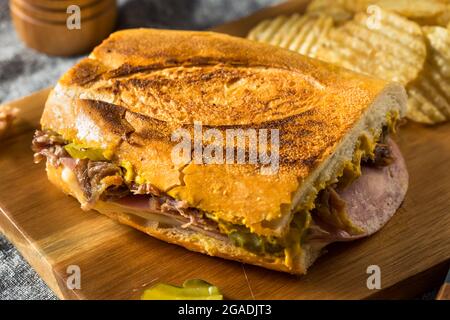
[40,29,405,236]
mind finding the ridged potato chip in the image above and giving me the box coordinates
[315,8,427,85]
[437,8,450,27]
[250,2,448,124]
[434,6,450,27]
[307,0,341,12]
[306,0,354,23]
[247,14,334,58]
[412,4,450,27]
[307,0,372,14]
[407,26,450,124]
[371,0,447,18]
[308,0,450,23]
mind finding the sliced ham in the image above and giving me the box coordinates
[115,194,220,233]
[308,139,408,243]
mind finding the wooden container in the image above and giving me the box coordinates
[10,0,117,56]
[12,0,116,24]
[21,0,100,11]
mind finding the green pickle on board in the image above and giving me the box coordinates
[141,279,223,300]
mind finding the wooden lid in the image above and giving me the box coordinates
[19,0,101,10]
[11,0,116,24]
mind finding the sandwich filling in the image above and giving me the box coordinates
[32,117,403,267]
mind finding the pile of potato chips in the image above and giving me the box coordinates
[247,0,450,124]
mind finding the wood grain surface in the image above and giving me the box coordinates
[0,0,449,299]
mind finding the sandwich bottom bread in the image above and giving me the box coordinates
[32,29,409,274]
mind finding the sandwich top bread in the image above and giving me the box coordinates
[33,29,408,274]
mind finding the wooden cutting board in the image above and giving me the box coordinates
[1,0,449,300]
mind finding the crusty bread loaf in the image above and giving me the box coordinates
[40,28,407,239]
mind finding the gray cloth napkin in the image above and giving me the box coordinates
[0,0,278,300]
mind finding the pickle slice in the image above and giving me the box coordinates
[64,143,107,161]
[141,279,223,300]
